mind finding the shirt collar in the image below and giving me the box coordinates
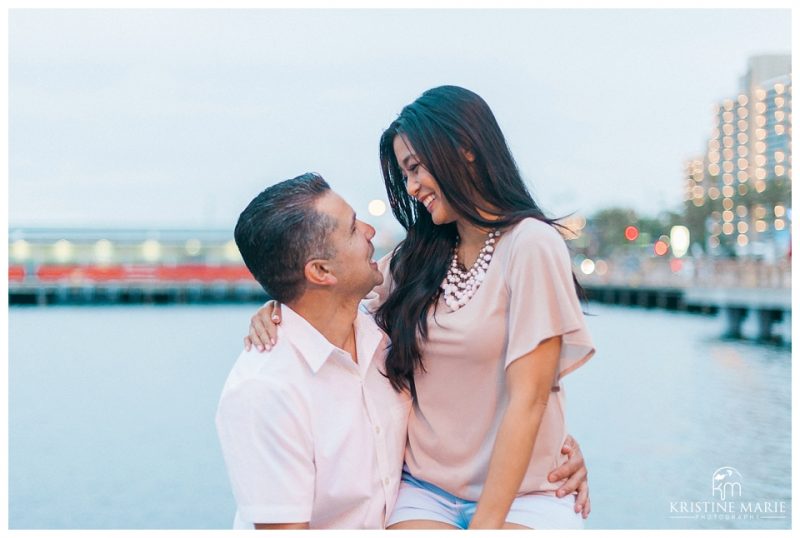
[353,308,388,374]
[280,305,386,374]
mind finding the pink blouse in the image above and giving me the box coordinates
[365,217,595,501]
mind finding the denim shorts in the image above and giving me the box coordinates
[387,470,584,529]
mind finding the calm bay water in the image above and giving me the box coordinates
[8,303,791,529]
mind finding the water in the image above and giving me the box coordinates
[8,304,791,529]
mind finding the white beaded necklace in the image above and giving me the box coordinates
[441,230,501,311]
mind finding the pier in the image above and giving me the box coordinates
[582,257,791,346]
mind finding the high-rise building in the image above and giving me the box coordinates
[688,54,791,258]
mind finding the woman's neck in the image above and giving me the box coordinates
[456,219,490,250]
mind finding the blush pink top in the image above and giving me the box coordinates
[365,217,595,501]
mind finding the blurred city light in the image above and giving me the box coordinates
[654,240,669,256]
[368,199,387,217]
[11,239,31,261]
[224,240,242,262]
[141,239,162,263]
[670,226,690,258]
[594,259,608,276]
[93,239,114,265]
[580,258,595,275]
[53,239,73,263]
[624,226,639,241]
[185,239,202,256]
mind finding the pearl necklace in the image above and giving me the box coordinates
[441,230,500,311]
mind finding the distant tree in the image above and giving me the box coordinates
[585,207,639,258]
[683,198,716,253]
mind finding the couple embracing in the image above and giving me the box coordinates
[216,86,596,530]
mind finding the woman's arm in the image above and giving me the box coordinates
[243,252,396,352]
[468,335,562,529]
[244,301,282,352]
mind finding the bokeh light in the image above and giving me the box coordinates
[53,239,73,264]
[141,240,161,263]
[185,239,202,256]
[94,239,114,265]
[11,239,31,261]
[368,199,387,217]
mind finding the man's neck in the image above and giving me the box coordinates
[288,293,360,357]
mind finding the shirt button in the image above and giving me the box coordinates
[375,425,381,434]
[384,477,390,485]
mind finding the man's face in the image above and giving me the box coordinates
[315,190,384,297]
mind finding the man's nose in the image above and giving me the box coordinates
[358,220,376,240]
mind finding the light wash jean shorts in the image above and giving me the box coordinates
[387,469,584,529]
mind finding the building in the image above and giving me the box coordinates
[685,54,791,259]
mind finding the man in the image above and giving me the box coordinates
[216,173,589,529]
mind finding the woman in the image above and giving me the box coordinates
[247,86,595,529]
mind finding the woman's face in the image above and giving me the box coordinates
[393,134,459,225]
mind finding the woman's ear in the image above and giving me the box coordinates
[463,148,476,163]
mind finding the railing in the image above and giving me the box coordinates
[579,258,791,290]
[8,258,792,292]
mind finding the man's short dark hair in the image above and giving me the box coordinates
[234,172,336,303]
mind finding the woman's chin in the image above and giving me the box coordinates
[431,213,456,226]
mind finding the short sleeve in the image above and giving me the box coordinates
[361,251,394,315]
[503,220,595,378]
[215,377,314,525]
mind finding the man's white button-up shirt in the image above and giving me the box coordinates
[216,305,411,529]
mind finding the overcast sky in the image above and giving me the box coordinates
[8,9,791,235]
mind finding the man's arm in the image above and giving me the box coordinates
[216,373,315,527]
[548,434,591,518]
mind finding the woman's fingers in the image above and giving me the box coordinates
[263,303,281,342]
[249,315,272,351]
[245,302,283,352]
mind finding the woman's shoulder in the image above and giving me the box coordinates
[506,217,565,248]
[500,218,573,281]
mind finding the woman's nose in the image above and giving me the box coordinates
[405,176,419,196]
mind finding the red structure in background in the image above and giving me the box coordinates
[9,264,256,284]
[9,265,25,282]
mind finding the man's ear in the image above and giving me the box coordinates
[304,259,338,286]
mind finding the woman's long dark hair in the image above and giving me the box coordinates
[375,85,585,397]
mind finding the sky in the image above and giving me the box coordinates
[7,8,792,236]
